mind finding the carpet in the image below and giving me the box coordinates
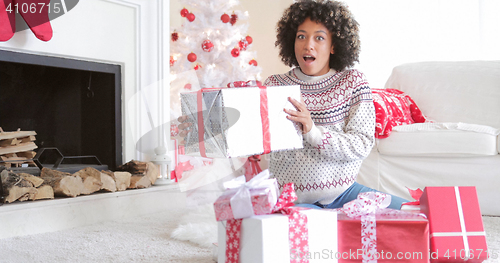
[0,208,499,263]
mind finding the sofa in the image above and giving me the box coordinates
[357,61,500,216]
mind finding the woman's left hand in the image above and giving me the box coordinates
[284,96,313,134]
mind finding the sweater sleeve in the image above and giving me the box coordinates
[303,72,376,161]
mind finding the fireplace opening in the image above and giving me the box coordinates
[0,50,122,173]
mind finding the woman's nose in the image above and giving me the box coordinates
[304,37,314,50]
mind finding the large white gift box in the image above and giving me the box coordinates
[180,85,303,158]
[217,209,338,263]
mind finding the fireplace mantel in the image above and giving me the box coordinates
[0,0,171,165]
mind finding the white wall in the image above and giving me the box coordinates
[344,0,500,89]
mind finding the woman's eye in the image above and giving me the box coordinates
[316,36,325,41]
[297,35,305,39]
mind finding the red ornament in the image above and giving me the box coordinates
[186,13,195,22]
[170,56,176,66]
[221,13,230,23]
[170,124,179,137]
[246,35,253,45]
[180,8,189,17]
[184,83,192,90]
[231,48,240,57]
[230,13,238,25]
[194,64,202,70]
[249,59,258,66]
[171,32,178,42]
[238,39,249,51]
[201,39,214,52]
[187,52,197,62]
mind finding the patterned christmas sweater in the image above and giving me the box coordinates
[264,68,375,205]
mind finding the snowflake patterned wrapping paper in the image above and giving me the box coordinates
[180,85,303,158]
[217,209,338,263]
[337,209,429,263]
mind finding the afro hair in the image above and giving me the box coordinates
[275,0,360,72]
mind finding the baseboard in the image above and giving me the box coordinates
[0,184,186,239]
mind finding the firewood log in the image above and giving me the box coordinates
[1,169,36,203]
[102,170,131,191]
[129,175,151,189]
[40,168,83,197]
[73,167,103,195]
[19,173,44,188]
[30,185,54,201]
[99,171,116,192]
[116,160,147,174]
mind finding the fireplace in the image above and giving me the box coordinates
[0,50,122,172]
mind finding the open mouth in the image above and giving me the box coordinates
[303,55,316,62]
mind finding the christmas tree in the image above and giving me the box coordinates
[169,0,262,89]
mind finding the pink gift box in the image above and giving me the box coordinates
[214,187,276,221]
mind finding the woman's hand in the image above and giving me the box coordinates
[177,115,192,144]
[284,97,313,134]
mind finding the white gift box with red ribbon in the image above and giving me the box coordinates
[217,209,338,263]
[216,175,338,263]
[180,85,303,158]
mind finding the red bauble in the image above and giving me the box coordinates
[187,52,197,62]
[238,39,249,51]
[170,56,176,66]
[221,13,230,23]
[231,48,240,57]
[249,59,258,66]
[186,13,195,22]
[202,39,214,52]
[171,32,178,42]
[170,124,179,137]
[230,13,238,25]
[184,83,192,90]
[180,8,189,17]
[194,64,202,70]
[246,35,253,45]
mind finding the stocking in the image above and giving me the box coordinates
[16,0,52,41]
[0,0,15,41]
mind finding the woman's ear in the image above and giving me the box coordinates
[330,45,334,54]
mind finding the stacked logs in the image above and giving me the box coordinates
[0,128,37,168]
[0,160,159,204]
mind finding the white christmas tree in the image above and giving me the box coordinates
[169,0,262,90]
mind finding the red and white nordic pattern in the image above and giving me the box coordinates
[264,68,375,204]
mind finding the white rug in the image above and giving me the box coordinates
[0,207,499,262]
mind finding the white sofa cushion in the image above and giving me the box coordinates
[385,61,500,130]
[377,123,499,156]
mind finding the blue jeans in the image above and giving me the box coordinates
[295,182,409,210]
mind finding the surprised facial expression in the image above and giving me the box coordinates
[294,18,334,76]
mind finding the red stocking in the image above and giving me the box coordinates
[0,0,15,41]
[16,0,53,41]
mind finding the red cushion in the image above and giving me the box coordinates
[372,89,427,138]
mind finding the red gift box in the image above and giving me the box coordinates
[337,209,429,263]
[420,186,488,262]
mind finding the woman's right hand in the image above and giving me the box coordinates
[177,115,192,144]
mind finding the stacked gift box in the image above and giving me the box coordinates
[192,84,489,263]
[214,179,489,263]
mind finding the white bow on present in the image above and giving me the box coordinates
[223,169,279,219]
